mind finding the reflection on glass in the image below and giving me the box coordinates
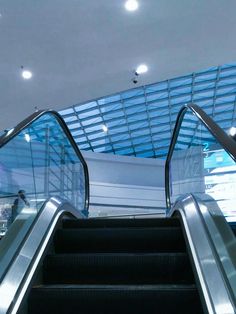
[169,107,236,300]
[0,113,86,237]
[12,190,30,221]
[169,110,236,221]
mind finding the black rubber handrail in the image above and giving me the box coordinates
[165,103,236,210]
[0,109,89,212]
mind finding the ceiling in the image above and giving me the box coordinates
[59,63,236,158]
[1,0,236,131]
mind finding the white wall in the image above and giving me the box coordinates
[82,151,166,217]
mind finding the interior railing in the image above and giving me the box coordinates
[165,103,236,212]
[0,110,89,313]
[0,197,83,314]
[165,103,236,312]
[0,109,89,238]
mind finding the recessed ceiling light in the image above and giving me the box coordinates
[102,125,108,132]
[22,70,33,80]
[24,133,31,142]
[125,0,139,11]
[229,127,236,137]
[136,64,148,75]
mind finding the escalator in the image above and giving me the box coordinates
[28,217,203,314]
[0,104,236,313]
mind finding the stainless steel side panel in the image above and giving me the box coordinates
[0,197,84,314]
[170,194,236,314]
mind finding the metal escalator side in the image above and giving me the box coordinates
[0,197,82,314]
[165,103,236,313]
[0,110,89,313]
[171,194,236,314]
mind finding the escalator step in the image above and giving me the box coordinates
[62,218,181,229]
[43,252,194,284]
[54,227,186,253]
[28,284,204,314]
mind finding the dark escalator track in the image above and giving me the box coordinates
[28,217,204,314]
[230,223,236,236]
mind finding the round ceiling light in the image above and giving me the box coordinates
[229,127,236,137]
[136,64,148,75]
[24,133,31,142]
[22,70,33,80]
[102,125,108,132]
[125,0,139,11]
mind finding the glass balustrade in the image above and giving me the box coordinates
[166,104,236,301]
[0,111,88,238]
[167,106,236,221]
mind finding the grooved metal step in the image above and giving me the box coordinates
[54,227,185,253]
[29,284,203,314]
[43,252,194,284]
[27,217,204,314]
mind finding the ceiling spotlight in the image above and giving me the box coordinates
[24,133,31,142]
[229,127,236,137]
[135,64,148,75]
[102,125,108,132]
[132,64,148,84]
[20,66,33,80]
[22,70,33,80]
[125,0,139,11]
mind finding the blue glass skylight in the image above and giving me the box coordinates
[59,62,236,159]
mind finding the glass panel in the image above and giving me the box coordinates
[0,113,86,238]
[169,110,236,221]
[169,107,236,297]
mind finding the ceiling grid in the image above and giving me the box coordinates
[142,86,157,158]
[231,95,236,127]
[71,105,93,151]
[119,94,136,156]
[212,66,221,118]
[59,63,236,159]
